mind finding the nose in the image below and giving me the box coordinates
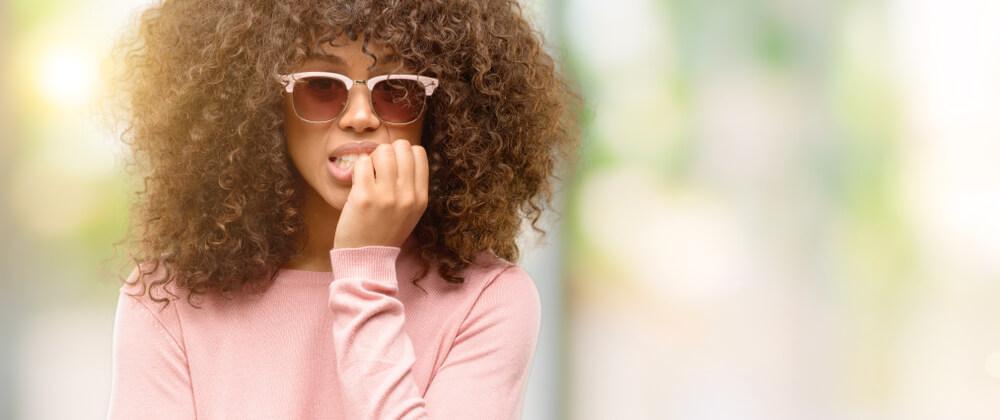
[337,83,380,133]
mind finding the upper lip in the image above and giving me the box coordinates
[329,141,379,160]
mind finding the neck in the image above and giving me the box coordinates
[286,183,340,272]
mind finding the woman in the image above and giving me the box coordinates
[105,0,578,419]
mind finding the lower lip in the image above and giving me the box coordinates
[328,158,354,184]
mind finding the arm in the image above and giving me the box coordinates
[107,285,196,420]
[328,246,542,420]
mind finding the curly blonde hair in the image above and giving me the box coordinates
[106,0,580,308]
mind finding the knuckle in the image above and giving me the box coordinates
[354,194,373,208]
[375,195,394,208]
[396,195,415,209]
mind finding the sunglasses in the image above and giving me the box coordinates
[276,71,440,125]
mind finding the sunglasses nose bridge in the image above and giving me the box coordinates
[345,79,374,100]
[336,79,382,131]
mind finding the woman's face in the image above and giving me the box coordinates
[282,35,425,212]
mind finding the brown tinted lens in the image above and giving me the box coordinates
[371,79,426,123]
[292,76,348,122]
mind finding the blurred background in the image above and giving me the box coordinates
[2,0,1000,419]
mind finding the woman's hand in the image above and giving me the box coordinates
[332,139,429,250]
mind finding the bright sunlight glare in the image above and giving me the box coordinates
[36,45,97,107]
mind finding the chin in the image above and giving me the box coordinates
[300,171,348,212]
[318,183,348,211]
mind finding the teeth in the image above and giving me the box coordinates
[333,153,365,169]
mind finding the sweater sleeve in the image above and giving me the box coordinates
[328,246,542,420]
[107,286,196,420]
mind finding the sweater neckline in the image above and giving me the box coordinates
[273,267,334,285]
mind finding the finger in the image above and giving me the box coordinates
[352,153,375,192]
[393,139,415,199]
[372,143,397,196]
[413,145,429,205]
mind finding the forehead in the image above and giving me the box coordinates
[303,34,402,71]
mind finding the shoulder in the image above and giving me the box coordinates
[442,255,542,371]
[438,249,535,297]
[481,262,540,309]
[119,260,186,305]
[416,248,541,321]
[115,261,187,346]
[463,251,542,331]
[458,250,540,300]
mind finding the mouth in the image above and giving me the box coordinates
[327,141,380,183]
[327,154,368,183]
[329,141,379,163]
[329,154,364,170]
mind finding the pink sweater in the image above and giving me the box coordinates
[106,234,541,419]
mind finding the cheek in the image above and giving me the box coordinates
[283,123,305,165]
[392,120,425,146]
[283,124,321,181]
[283,103,317,164]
